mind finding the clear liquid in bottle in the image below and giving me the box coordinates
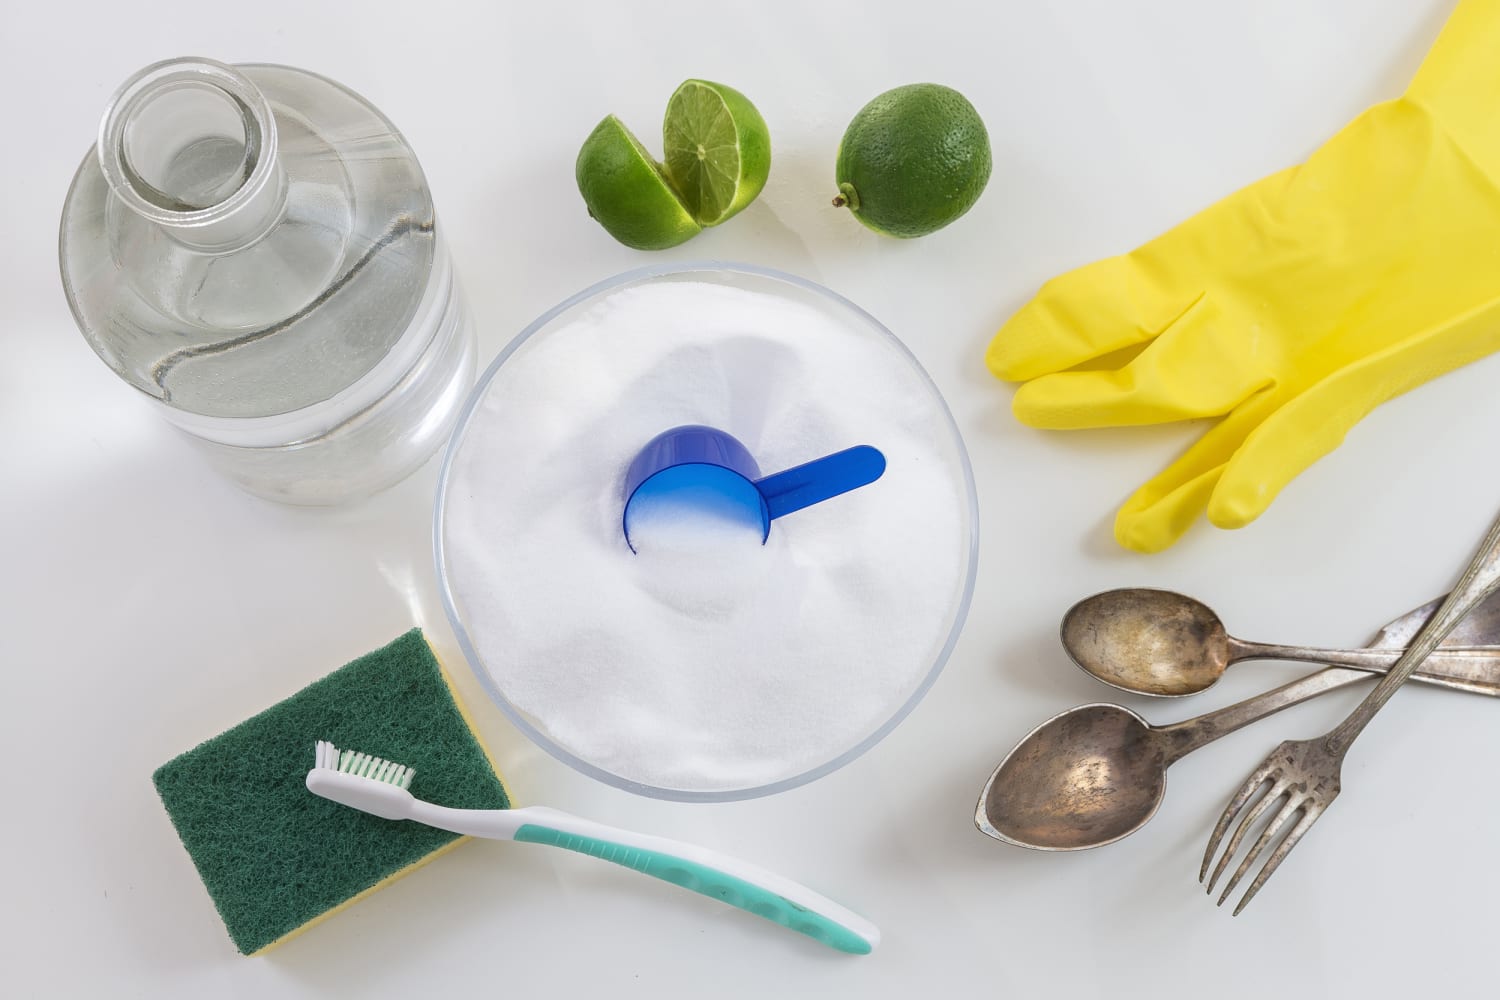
[59,57,476,505]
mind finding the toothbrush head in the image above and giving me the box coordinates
[315,740,416,789]
[306,741,418,820]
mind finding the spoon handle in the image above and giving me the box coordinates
[1156,667,1374,764]
[1228,639,1500,696]
[1160,508,1500,764]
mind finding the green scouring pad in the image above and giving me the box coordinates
[152,629,510,955]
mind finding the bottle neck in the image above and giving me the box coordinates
[97,58,285,252]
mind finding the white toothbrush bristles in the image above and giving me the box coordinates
[313,740,414,789]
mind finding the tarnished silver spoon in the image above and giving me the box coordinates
[976,592,1500,851]
[1060,587,1500,697]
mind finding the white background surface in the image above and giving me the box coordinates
[2,1,1494,996]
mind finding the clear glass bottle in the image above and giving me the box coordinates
[59,57,476,505]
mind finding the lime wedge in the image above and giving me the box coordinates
[663,80,771,227]
[576,115,702,251]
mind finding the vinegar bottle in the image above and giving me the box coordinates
[59,57,476,505]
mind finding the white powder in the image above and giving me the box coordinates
[441,274,973,795]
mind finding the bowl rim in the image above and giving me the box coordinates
[432,259,980,801]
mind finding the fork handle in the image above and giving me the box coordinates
[1325,507,1500,755]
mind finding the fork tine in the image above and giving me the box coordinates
[1205,778,1281,894]
[1217,795,1301,907]
[1200,769,1275,883]
[1230,806,1322,916]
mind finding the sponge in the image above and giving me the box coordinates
[152,629,510,955]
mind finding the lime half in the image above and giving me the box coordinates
[576,115,702,251]
[663,80,771,227]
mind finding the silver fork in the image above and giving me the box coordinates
[1202,507,1500,914]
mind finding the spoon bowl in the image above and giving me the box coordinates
[975,703,1167,851]
[1061,589,1230,697]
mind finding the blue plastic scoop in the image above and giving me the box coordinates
[622,425,886,553]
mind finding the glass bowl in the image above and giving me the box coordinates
[434,262,978,801]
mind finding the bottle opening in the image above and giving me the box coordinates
[121,80,255,211]
[97,58,281,245]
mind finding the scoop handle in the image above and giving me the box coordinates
[756,446,886,521]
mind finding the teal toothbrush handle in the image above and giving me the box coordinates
[511,809,879,954]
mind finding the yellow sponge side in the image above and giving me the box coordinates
[436,659,517,810]
[248,834,474,955]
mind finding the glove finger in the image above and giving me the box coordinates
[1209,302,1500,530]
[1114,463,1223,553]
[1114,390,1287,552]
[1405,0,1500,126]
[1207,386,1363,532]
[989,162,1304,384]
[1011,294,1272,429]
[987,254,1194,382]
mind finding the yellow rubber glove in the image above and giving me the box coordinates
[987,0,1500,553]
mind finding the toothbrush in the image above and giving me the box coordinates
[305,742,879,954]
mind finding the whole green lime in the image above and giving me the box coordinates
[834,83,992,238]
